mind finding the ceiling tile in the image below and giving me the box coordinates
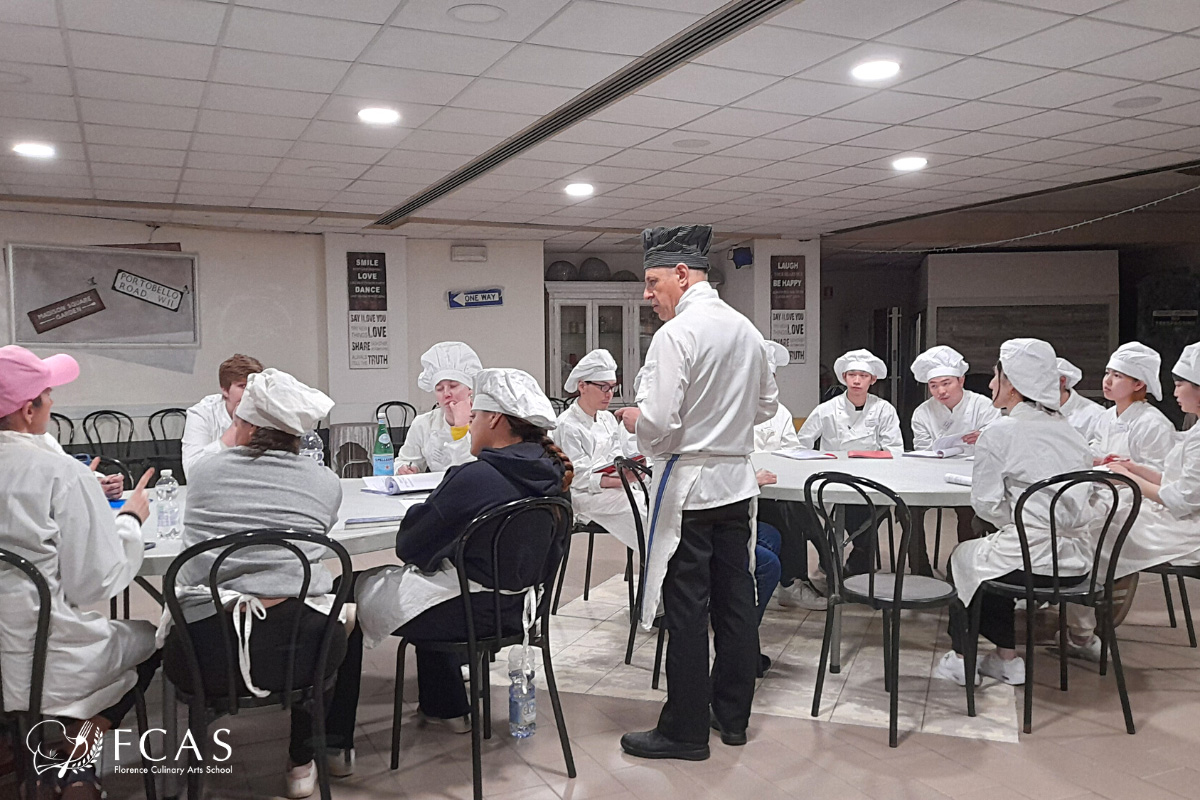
[273,159,368,179]
[0,118,80,146]
[555,120,664,148]
[1145,100,1200,126]
[924,131,1035,155]
[567,164,658,184]
[638,65,779,106]
[597,148,699,170]
[287,141,388,164]
[0,62,72,96]
[880,0,1068,55]
[680,108,806,138]
[316,97,438,129]
[695,26,856,77]
[734,78,874,115]
[845,125,961,150]
[897,58,1055,100]
[422,107,538,138]
[824,91,960,124]
[485,44,631,89]
[379,149,472,170]
[266,172,352,190]
[361,28,515,75]
[744,161,842,181]
[91,176,179,194]
[74,70,205,107]
[529,1,701,57]
[204,84,327,118]
[1,93,77,122]
[79,98,197,130]
[983,17,1163,68]
[1053,144,1162,166]
[0,0,60,27]
[1065,83,1200,116]
[340,64,474,105]
[794,144,901,166]
[1116,150,1199,169]
[197,109,310,139]
[1061,117,1184,144]
[985,108,1116,136]
[84,125,191,149]
[0,24,67,66]
[811,166,894,185]
[239,0,403,24]
[1160,68,1200,90]
[675,155,774,176]
[393,129,504,155]
[1002,0,1112,12]
[989,138,1099,160]
[637,172,723,189]
[985,71,1137,107]
[591,95,718,128]
[908,102,1039,131]
[925,155,1028,176]
[523,140,622,163]
[223,6,379,61]
[717,138,825,160]
[190,133,297,157]
[704,176,793,192]
[768,0,956,40]
[799,43,963,88]
[89,144,187,167]
[639,131,747,154]
[70,32,213,79]
[1125,127,1200,151]
[766,117,886,144]
[1092,0,1200,32]
[212,49,351,93]
[1078,35,1200,81]
[182,167,270,185]
[186,152,282,173]
[491,158,587,178]
[451,77,578,115]
[61,0,227,44]
[391,0,570,42]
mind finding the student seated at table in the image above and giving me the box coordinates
[934,339,1095,688]
[1064,342,1200,661]
[554,348,644,551]
[0,345,159,800]
[181,352,263,476]
[1058,357,1106,444]
[162,368,343,799]
[795,349,903,576]
[396,341,482,474]
[351,369,572,733]
[1090,342,1176,471]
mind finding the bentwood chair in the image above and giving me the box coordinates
[49,412,74,446]
[963,471,1141,735]
[389,497,576,800]
[163,530,353,800]
[616,457,667,688]
[805,472,957,748]
[82,410,135,460]
[375,401,417,447]
[328,422,374,478]
[548,397,570,415]
[1147,563,1200,647]
[148,408,187,448]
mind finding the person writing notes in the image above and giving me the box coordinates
[1058,357,1106,444]
[181,353,263,476]
[396,341,481,474]
[614,225,776,761]
[1090,342,1176,470]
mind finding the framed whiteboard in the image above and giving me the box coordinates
[7,243,200,348]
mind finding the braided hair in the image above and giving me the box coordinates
[505,415,574,492]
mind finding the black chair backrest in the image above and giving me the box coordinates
[375,401,416,430]
[1012,470,1141,603]
[0,548,52,799]
[148,408,188,449]
[163,530,353,716]
[615,455,653,580]
[49,412,74,446]
[93,456,133,491]
[452,497,573,651]
[83,410,135,459]
[548,398,569,415]
[803,472,913,601]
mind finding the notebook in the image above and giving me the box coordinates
[361,471,445,495]
[848,451,893,459]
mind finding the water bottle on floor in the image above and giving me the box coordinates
[156,470,181,540]
[508,646,537,738]
[300,430,324,465]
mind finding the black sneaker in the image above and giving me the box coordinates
[620,729,709,761]
[709,710,747,746]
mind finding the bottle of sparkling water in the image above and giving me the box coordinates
[508,646,536,738]
[372,413,394,476]
[299,430,324,465]
[155,469,181,539]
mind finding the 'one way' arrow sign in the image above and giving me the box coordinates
[448,288,504,309]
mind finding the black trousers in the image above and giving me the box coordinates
[760,499,816,586]
[948,569,1087,652]
[97,652,162,728]
[656,499,759,744]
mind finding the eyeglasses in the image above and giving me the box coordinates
[584,381,619,395]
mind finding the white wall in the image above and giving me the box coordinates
[0,209,327,419]
[406,240,546,401]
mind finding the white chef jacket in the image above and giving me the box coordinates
[634,281,777,627]
[754,401,800,453]
[554,402,645,551]
[0,431,156,718]
[1089,400,1177,471]
[910,390,1000,452]
[1060,390,1106,445]
[396,407,475,473]
[795,393,904,453]
[950,403,1097,604]
[181,392,230,477]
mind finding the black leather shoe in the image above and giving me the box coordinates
[709,710,747,746]
[620,729,709,761]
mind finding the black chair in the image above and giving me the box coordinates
[375,401,417,446]
[615,457,667,689]
[388,497,576,800]
[163,530,353,800]
[0,547,157,800]
[805,472,957,748]
[83,410,135,460]
[548,397,569,415]
[963,470,1140,735]
[551,520,609,610]
[1147,563,1200,648]
[148,408,187,449]
[94,455,134,490]
[49,412,74,446]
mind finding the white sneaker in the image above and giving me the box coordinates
[1061,632,1102,663]
[776,582,826,610]
[933,651,981,686]
[979,652,1025,685]
[326,747,354,778]
[286,760,317,799]
[419,709,472,734]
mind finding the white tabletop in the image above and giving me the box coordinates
[752,451,973,507]
[137,478,427,577]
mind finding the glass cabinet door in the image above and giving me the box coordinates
[559,304,588,386]
[596,304,625,399]
[639,304,664,374]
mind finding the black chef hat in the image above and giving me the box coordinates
[642,225,712,271]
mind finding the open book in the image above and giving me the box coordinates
[776,449,837,461]
[905,433,969,459]
[361,471,445,495]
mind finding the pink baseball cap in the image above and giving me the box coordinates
[0,345,80,417]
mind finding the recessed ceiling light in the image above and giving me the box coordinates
[673,138,711,150]
[0,70,29,85]
[1113,95,1162,109]
[12,142,54,158]
[892,156,927,171]
[851,60,900,82]
[564,183,594,197]
[448,3,505,22]
[357,107,400,125]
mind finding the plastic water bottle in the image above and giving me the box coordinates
[372,413,394,476]
[155,470,181,540]
[300,430,324,465]
[508,646,536,738]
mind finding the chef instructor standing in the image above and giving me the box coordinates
[615,225,777,761]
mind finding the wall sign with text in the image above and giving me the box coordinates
[769,254,806,364]
[347,252,389,369]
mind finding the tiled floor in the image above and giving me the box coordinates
[101,528,1200,800]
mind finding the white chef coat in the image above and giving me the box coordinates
[754,401,800,453]
[181,392,230,476]
[950,403,1097,604]
[0,431,156,718]
[1089,400,1177,471]
[910,390,1001,452]
[554,402,645,551]
[795,393,904,453]
[634,281,777,628]
[1060,390,1106,445]
[396,407,475,473]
